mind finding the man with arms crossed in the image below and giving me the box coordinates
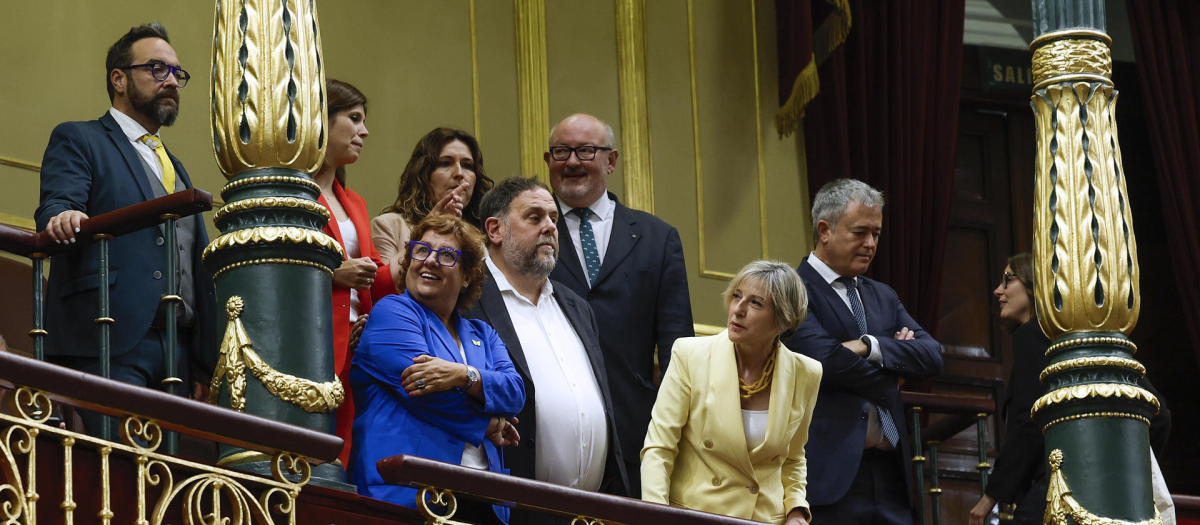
[466,177,628,525]
[786,179,943,525]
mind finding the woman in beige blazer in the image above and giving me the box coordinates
[371,128,495,262]
[642,260,822,525]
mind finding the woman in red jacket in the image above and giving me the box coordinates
[314,79,397,466]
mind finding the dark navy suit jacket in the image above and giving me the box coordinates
[349,292,525,522]
[33,112,218,382]
[549,192,693,492]
[784,257,943,506]
[464,270,630,507]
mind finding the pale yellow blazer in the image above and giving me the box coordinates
[641,331,822,524]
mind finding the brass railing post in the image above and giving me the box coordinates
[927,441,941,525]
[29,253,47,361]
[911,407,927,525]
[161,213,181,455]
[94,233,114,441]
[975,412,990,494]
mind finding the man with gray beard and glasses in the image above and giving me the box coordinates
[465,177,629,524]
[34,22,218,438]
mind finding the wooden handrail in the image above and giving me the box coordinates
[1174,494,1200,520]
[0,189,213,257]
[0,351,343,463]
[378,455,764,525]
[902,391,995,415]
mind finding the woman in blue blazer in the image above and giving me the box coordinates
[350,214,525,524]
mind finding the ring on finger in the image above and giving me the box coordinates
[416,379,425,389]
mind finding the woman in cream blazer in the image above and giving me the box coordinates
[642,260,822,525]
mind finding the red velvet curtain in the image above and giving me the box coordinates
[799,0,965,335]
[1127,1,1200,369]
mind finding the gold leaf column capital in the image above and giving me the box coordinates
[615,0,654,212]
[211,0,327,178]
[1030,32,1139,338]
[515,0,550,185]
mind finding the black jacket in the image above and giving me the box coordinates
[464,270,629,524]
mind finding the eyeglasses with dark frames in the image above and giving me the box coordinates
[1001,271,1019,290]
[121,61,191,87]
[407,241,462,268]
[548,145,613,161]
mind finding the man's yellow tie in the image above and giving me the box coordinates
[138,134,176,194]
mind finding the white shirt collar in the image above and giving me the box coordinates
[557,192,614,220]
[485,252,553,302]
[108,107,157,142]
[808,251,853,286]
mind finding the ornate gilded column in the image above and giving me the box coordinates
[206,0,349,489]
[1029,2,1159,523]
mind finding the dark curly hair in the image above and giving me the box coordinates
[382,128,494,228]
[398,214,487,312]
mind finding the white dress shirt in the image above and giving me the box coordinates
[107,107,167,186]
[485,255,608,490]
[338,218,362,322]
[557,193,615,286]
[807,252,894,450]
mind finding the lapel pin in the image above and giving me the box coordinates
[472,339,482,346]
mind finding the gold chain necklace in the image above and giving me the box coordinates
[738,350,777,399]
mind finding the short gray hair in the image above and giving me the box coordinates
[811,178,884,238]
[548,114,617,149]
[722,260,808,340]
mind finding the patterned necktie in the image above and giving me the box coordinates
[574,208,601,286]
[139,134,176,194]
[836,276,900,448]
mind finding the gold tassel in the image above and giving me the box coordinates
[1044,449,1070,525]
[825,0,852,51]
[774,55,821,137]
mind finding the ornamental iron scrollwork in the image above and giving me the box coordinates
[0,384,314,525]
[209,296,344,413]
[416,486,469,525]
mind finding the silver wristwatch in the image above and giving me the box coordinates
[465,365,480,389]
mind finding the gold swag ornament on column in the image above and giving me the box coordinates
[205,0,350,489]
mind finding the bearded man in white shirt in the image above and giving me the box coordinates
[464,177,629,525]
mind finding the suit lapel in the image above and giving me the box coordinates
[101,112,156,203]
[478,271,531,380]
[593,197,640,287]
[800,259,864,340]
[456,314,487,369]
[553,201,589,287]
[857,278,880,334]
[552,288,605,378]
[755,343,794,462]
[707,332,755,478]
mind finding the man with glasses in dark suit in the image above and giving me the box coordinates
[34,22,218,437]
[545,113,694,498]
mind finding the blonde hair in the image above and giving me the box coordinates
[722,260,809,340]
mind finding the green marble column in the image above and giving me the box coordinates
[203,0,351,490]
[1028,2,1160,524]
